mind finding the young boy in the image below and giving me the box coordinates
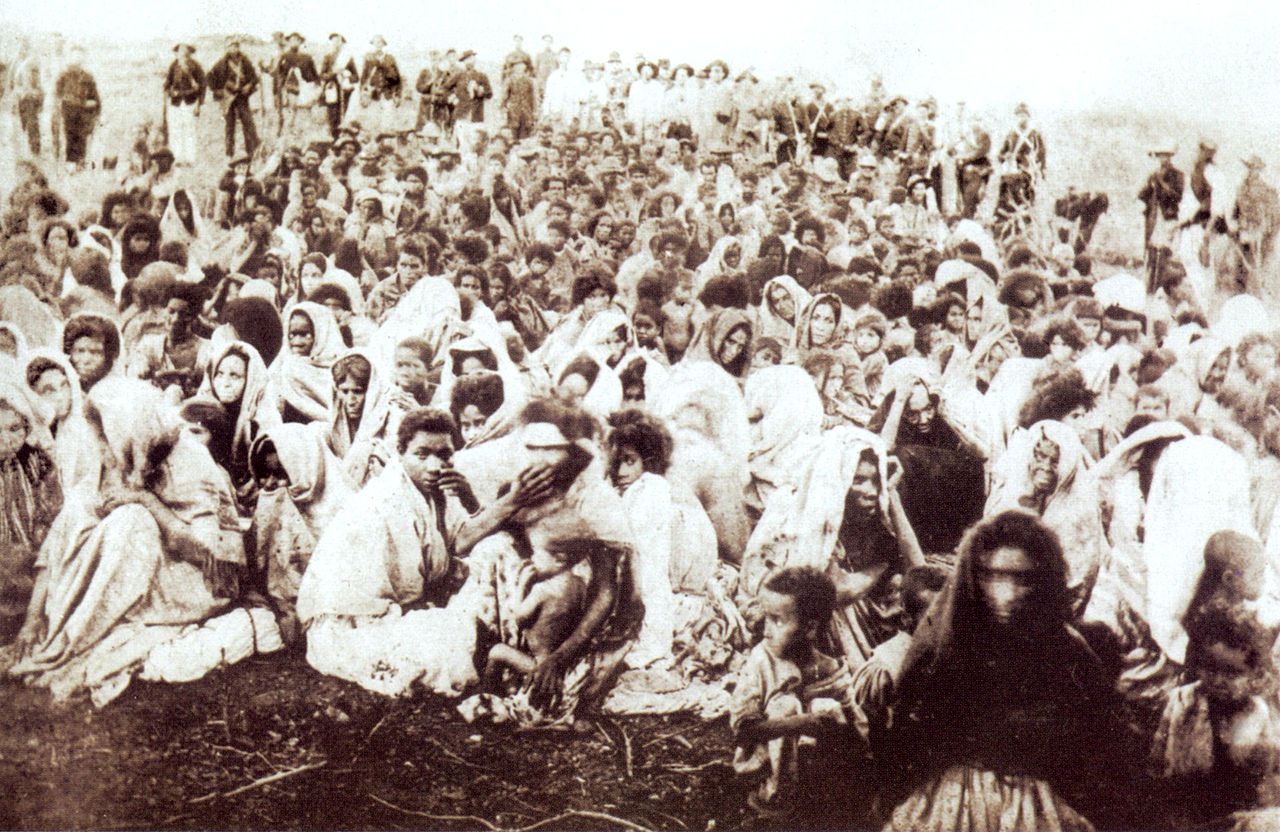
[483,544,587,686]
[852,309,889,404]
[730,566,859,814]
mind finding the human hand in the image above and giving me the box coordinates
[524,651,568,711]
[511,463,557,508]
[437,465,478,511]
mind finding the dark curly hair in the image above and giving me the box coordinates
[607,408,673,477]
[396,407,457,454]
[764,566,837,628]
[1017,368,1096,429]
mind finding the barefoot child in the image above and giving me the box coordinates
[730,566,859,813]
[483,544,588,684]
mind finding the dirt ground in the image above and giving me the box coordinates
[0,647,782,832]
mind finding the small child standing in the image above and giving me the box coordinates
[483,545,587,685]
[730,566,859,814]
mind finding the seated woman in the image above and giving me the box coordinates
[740,426,925,665]
[882,511,1128,832]
[199,340,282,498]
[249,424,354,641]
[743,364,824,515]
[299,407,545,697]
[24,351,98,493]
[987,420,1105,614]
[0,382,63,644]
[681,308,753,383]
[272,302,346,424]
[61,313,122,394]
[392,337,438,407]
[127,280,213,400]
[604,410,744,691]
[326,350,394,487]
[553,352,623,423]
[453,399,643,725]
[451,371,509,448]
[3,379,247,705]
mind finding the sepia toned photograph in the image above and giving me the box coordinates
[0,0,1278,828]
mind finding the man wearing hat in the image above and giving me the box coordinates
[1137,145,1184,292]
[1234,154,1280,288]
[451,50,492,127]
[277,33,319,136]
[53,44,100,168]
[502,35,531,82]
[208,37,261,158]
[414,52,442,131]
[502,56,537,140]
[163,44,206,167]
[320,33,358,139]
[995,102,1046,229]
[10,38,45,157]
[360,36,402,130]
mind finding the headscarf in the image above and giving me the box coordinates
[273,302,346,422]
[371,276,462,375]
[792,292,847,357]
[21,349,96,493]
[554,350,624,423]
[84,377,180,490]
[1141,434,1257,663]
[987,420,1105,607]
[253,422,354,532]
[327,347,395,479]
[1212,293,1271,349]
[743,364,823,499]
[199,339,282,479]
[740,426,892,600]
[757,274,811,347]
[682,307,753,380]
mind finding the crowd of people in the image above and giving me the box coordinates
[1,27,1279,831]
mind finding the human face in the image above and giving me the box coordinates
[165,298,196,341]
[0,330,15,357]
[583,287,610,319]
[847,458,880,512]
[69,336,108,384]
[300,262,324,297]
[658,243,683,270]
[904,384,936,433]
[110,202,130,227]
[543,180,566,202]
[458,356,487,378]
[633,313,658,347]
[752,346,780,370]
[760,589,810,660]
[1078,317,1101,345]
[128,233,151,254]
[613,445,645,490]
[0,406,27,461]
[288,312,315,356]
[976,545,1038,626]
[767,285,795,323]
[1197,640,1255,704]
[944,304,965,335]
[1204,351,1230,393]
[212,353,248,404]
[321,297,348,322]
[183,420,212,447]
[604,328,628,365]
[1029,436,1060,495]
[966,304,984,343]
[256,449,289,491]
[718,326,749,367]
[46,225,70,258]
[458,272,484,299]
[401,430,454,494]
[593,218,614,243]
[1134,393,1168,421]
[1049,334,1076,365]
[854,327,880,356]
[459,404,488,445]
[523,422,572,468]
[337,376,367,421]
[809,302,837,346]
[394,347,429,391]
[397,253,426,288]
[33,368,72,421]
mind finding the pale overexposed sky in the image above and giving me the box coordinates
[1,0,1277,125]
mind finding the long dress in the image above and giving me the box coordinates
[6,382,251,705]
